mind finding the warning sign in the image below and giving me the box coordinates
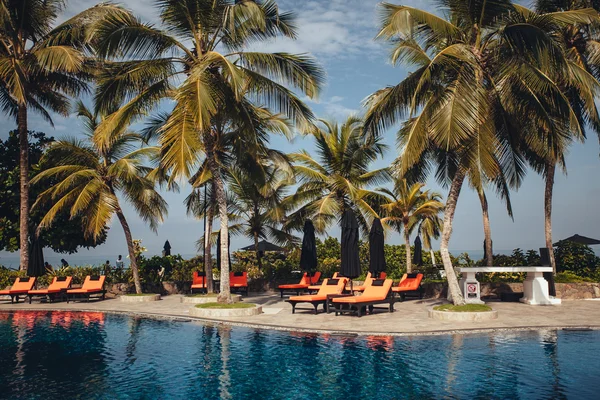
[467,283,477,293]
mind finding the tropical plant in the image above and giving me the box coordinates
[0,0,122,270]
[227,164,297,268]
[363,1,594,304]
[93,0,324,302]
[419,212,443,266]
[284,115,389,235]
[523,0,600,273]
[31,101,168,294]
[380,178,444,273]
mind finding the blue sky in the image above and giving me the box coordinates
[1,0,599,264]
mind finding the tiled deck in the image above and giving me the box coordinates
[1,293,599,336]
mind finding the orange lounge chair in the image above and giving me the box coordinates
[278,272,321,298]
[191,271,207,294]
[307,272,339,291]
[66,275,106,302]
[0,277,36,303]
[287,277,348,314]
[230,272,248,296]
[27,276,72,304]
[392,273,424,300]
[352,272,388,292]
[332,279,395,317]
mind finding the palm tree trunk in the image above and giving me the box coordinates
[430,249,436,266]
[478,188,493,267]
[204,194,214,293]
[18,104,29,271]
[545,162,556,273]
[441,170,466,305]
[115,206,143,294]
[404,228,412,273]
[254,232,262,269]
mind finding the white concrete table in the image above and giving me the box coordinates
[457,267,561,306]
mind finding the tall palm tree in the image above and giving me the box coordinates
[0,0,123,270]
[227,165,297,268]
[364,1,590,304]
[528,0,600,273]
[380,179,444,273]
[284,115,389,234]
[419,213,442,266]
[93,0,324,303]
[31,102,168,294]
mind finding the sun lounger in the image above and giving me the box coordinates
[332,279,394,317]
[352,272,388,292]
[230,272,248,296]
[287,277,348,314]
[0,277,36,303]
[191,271,207,294]
[307,272,339,291]
[392,273,424,300]
[278,272,322,298]
[66,275,106,302]
[27,276,72,304]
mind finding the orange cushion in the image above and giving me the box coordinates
[230,272,248,286]
[67,288,103,294]
[191,284,206,289]
[332,296,383,304]
[28,289,62,295]
[4,277,36,293]
[334,279,393,303]
[279,284,309,289]
[289,294,327,302]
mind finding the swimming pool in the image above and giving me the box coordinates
[0,311,598,399]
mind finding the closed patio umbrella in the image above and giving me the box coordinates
[369,218,386,279]
[163,240,171,256]
[413,236,423,267]
[240,240,286,252]
[340,210,361,290]
[27,238,45,278]
[299,220,318,276]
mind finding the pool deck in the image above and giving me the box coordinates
[1,293,599,336]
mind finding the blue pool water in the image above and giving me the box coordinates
[0,312,599,399]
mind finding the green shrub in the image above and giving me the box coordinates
[554,271,595,283]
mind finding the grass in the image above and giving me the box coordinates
[125,293,159,296]
[186,293,218,297]
[433,304,493,312]
[195,302,255,309]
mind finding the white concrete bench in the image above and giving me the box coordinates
[457,267,561,306]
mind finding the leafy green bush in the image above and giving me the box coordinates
[554,241,600,278]
[555,271,596,283]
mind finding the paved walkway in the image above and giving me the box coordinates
[1,293,599,336]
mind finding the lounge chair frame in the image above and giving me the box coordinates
[67,290,106,303]
[333,295,395,317]
[27,290,68,304]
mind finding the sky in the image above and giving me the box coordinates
[1,0,600,265]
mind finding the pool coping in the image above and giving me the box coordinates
[1,306,599,338]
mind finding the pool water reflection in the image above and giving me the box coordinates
[0,311,598,399]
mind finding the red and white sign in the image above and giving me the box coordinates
[467,283,477,293]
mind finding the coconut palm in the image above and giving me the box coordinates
[364,1,592,304]
[525,0,600,273]
[31,102,168,294]
[419,213,443,266]
[93,0,324,302]
[227,165,297,268]
[0,0,125,270]
[284,115,389,235]
[380,179,444,273]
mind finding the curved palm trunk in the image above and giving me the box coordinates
[545,162,556,273]
[254,232,262,269]
[478,188,493,267]
[115,206,143,294]
[204,194,214,293]
[403,228,412,273]
[18,105,29,271]
[441,171,466,305]
[430,249,436,266]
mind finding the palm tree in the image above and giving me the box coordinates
[31,102,168,294]
[364,1,590,304]
[419,213,442,266]
[227,165,297,268]
[380,179,444,273]
[284,115,389,234]
[0,1,123,270]
[93,0,324,303]
[527,0,600,273]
